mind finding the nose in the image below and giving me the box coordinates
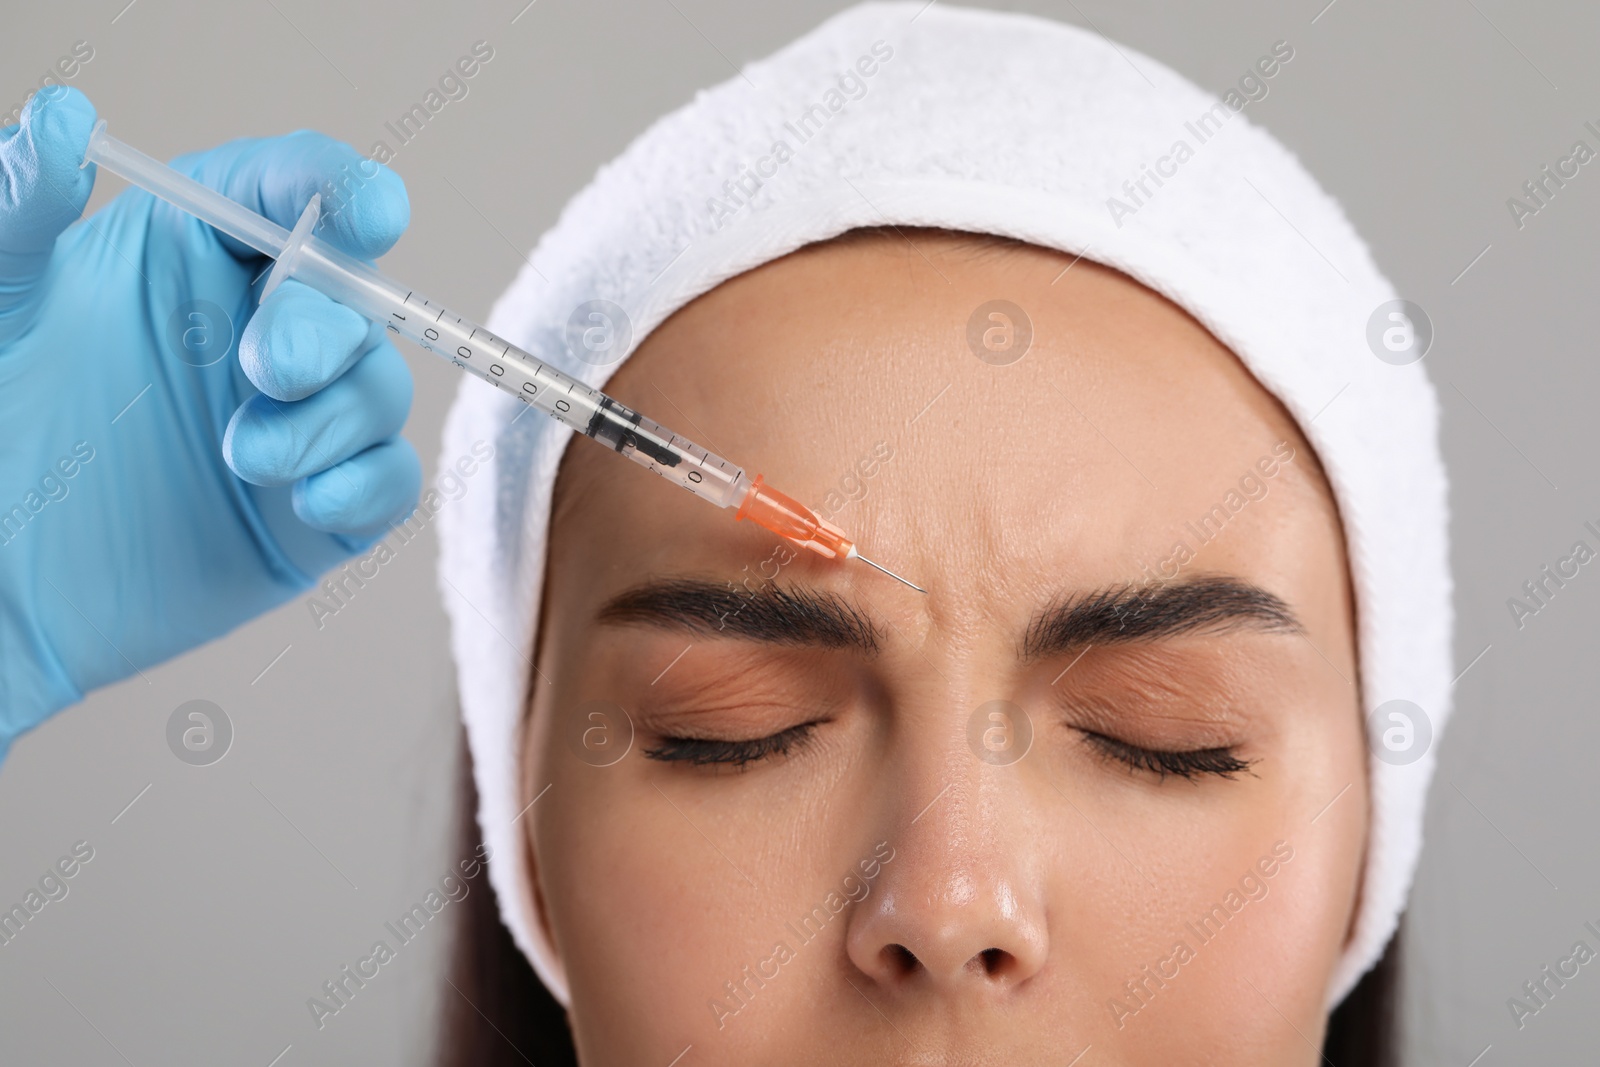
[845,783,1049,993]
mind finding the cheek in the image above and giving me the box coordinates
[1060,785,1363,1057]
[532,711,859,1060]
[1033,683,1366,1051]
[536,790,741,1057]
[534,752,705,1059]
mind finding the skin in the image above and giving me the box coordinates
[522,230,1367,1065]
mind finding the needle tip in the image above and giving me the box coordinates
[854,552,928,594]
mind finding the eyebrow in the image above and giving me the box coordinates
[1020,574,1304,660]
[594,573,1302,660]
[596,578,884,655]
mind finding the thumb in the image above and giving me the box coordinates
[0,86,97,336]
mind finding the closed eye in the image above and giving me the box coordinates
[643,721,820,769]
[1079,730,1255,782]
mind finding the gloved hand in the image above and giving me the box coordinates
[0,87,422,759]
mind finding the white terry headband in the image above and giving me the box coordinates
[437,0,1453,1010]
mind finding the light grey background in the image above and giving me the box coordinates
[2,0,1596,1063]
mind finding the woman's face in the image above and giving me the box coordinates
[524,232,1367,1065]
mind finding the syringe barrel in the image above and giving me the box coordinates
[288,241,752,509]
[81,123,753,512]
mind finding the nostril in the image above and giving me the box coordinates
[975,948,1009,976]
[878,943,1017,981]
[881,944,919,976]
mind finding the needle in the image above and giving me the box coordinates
[854,551,928,594]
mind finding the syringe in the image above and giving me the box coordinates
[80,121,924,594]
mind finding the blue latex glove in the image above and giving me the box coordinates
[0,87,422,759]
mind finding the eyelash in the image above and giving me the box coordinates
[1079,731,1254,782]
[643,722,820,769]
[640,722,1252,782]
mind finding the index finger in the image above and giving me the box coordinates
[172,129,409,263]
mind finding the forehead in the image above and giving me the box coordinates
[546,231,1344,638]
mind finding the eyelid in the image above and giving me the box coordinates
[633,696,840,746]
[625,646,854,719]
[1051,687,1251,751]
